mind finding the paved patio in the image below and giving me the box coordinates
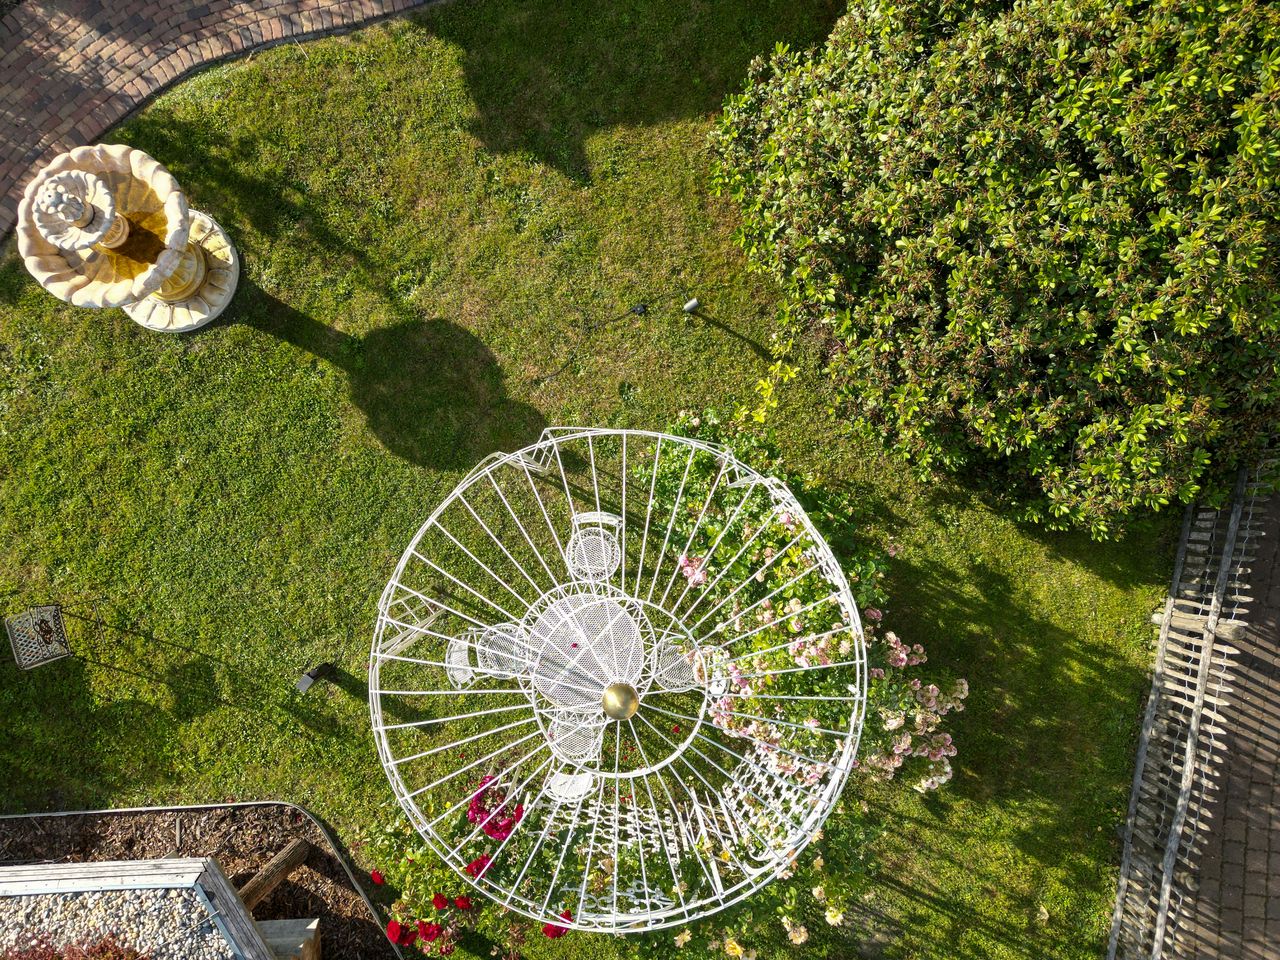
[0,0,436,238]
[1178,493,1280,958]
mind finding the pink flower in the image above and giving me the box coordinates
[370,869,385,886]
[679,555,709,586]
[865,608,883,622]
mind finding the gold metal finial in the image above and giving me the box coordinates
[602,681,639,720]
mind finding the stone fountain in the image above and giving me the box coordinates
[16,144,238,333]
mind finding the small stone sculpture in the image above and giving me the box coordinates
[16,144,239,333]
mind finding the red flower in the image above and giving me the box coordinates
[370,869,385,886]
[454,895,473,910]
[417,920,442,942]
[432,892,449,911]
[543,909,572,938]
[465,855,491,878]
[387,919,417,945]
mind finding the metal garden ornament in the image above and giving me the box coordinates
[370,428,867,933]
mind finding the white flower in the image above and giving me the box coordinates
[825,906,845,927]
[812,885,827,902]
[787,924,809,945]
[674,930,692,948]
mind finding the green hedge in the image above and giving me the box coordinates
[712,0,1280,536]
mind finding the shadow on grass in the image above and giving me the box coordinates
[0,654,176,812]
[859,552,1151,957]
[917,470,1180,589]
[0,603,362,811]
[413,0,842,181]
[238,284,547,470]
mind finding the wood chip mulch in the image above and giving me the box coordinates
[0,803,396,960]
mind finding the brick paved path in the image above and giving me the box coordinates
[1179,494,1280,959]
[0,0,437,239]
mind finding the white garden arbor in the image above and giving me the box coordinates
[369,427,867,933]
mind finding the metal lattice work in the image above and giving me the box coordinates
[370,427,867,933]
[5,605,71,670]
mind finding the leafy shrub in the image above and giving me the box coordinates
[712,0,1280,537]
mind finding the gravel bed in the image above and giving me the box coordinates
[0,804,396,960]
[0,887,235,959]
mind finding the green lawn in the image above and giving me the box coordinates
[0,1,1173,957]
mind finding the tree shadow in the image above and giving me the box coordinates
[413,0,843,180]
[112,106,549,471]
[0,653,176,812]
[858,553,1153,956]
[237,284,546,470]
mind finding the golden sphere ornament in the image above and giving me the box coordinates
[602,681,640,720]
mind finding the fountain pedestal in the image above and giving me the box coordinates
[16,144,239,333]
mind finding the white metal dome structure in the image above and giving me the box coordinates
[370,427,866,933]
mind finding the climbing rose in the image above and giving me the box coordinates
[386,920,403,943]
[465,855,491,878]
[454,895,473,910]
[417,921,442,941]
[370,869,385,886]
[543,909,572,938]
[432,892,449,910]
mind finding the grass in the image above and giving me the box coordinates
[0,0,1174,957]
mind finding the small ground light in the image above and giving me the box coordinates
[296,661,336,693]
[682,297,700,313]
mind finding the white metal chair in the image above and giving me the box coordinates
[444,635,476,689]
[473,622,529,678]
[650,636,698,692]
[548,712,607,764]
[565,511,623,582]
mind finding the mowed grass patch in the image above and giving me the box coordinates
[0,1,1171,957]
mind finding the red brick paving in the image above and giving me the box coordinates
[0,0,437,238]
[1179,494,1280,959]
